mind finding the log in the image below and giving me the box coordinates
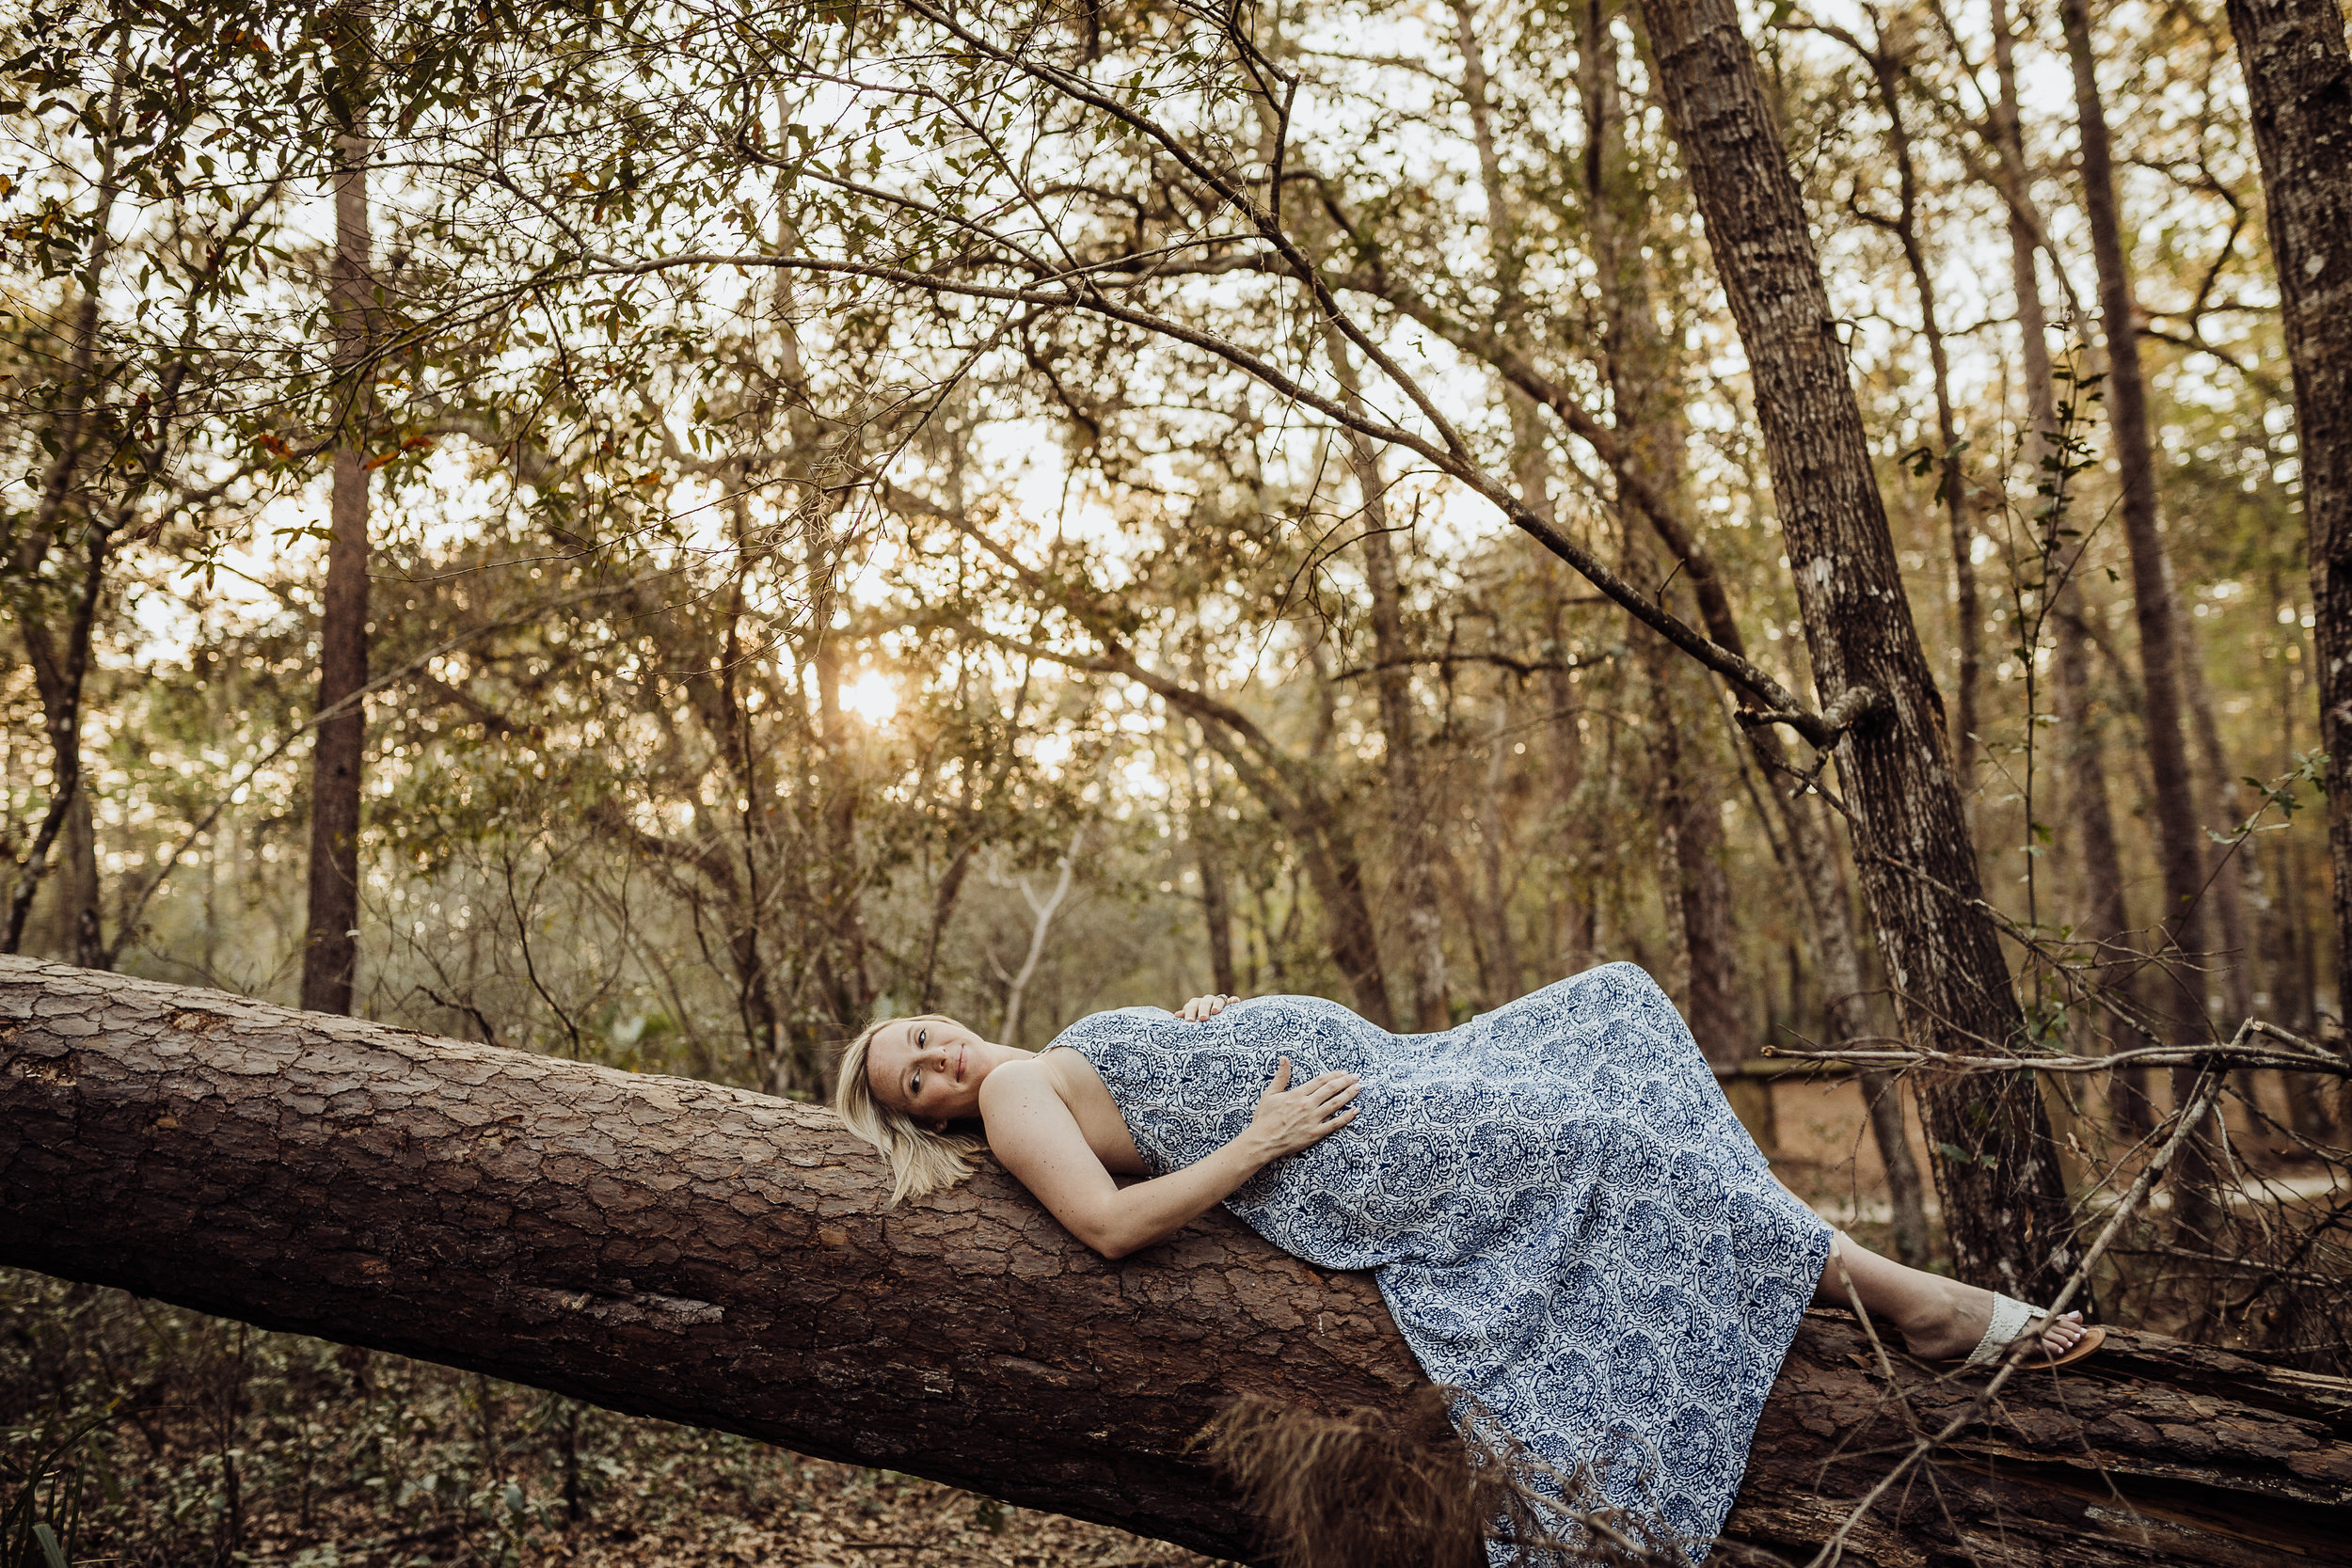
[2,956,2347,1565]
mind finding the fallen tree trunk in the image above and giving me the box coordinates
[2,957,2347,1565]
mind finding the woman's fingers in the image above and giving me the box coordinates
[1307,1104,1359,1141]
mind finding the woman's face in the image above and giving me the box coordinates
[867,1017,985,1129]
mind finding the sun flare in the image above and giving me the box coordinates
[842,671,898,726]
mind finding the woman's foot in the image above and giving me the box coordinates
[1896,1280,2090,1363]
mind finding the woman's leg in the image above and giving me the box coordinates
[1813,1230,2090,1360]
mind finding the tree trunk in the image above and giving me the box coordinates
[1632,0,2081,1302]
[2057,0,2210,1011]
[1186,716,1396,1030]
[2179,615,2257,1031]
[2059,0,2230,1247]
[1578,5,1749,1071]
[1866,43,1982,832]
[2268,562,2333,1139]
[1326,336,1452,1033]
[1543,590,1597,978]
[2055,601,2159,1133]
[2219,0,2352,1046]
[1476,689,1522,1005]
[1637,624,1747,1070]
[1982,5,2161,1138]
[1197,830,1240,999]
[2,91,120,964]
[3,958,2349,1566]
[300,79,373,1019]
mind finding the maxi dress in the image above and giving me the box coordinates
[1042,960,1834,1560]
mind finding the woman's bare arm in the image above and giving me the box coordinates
[978,1057,1358,1259]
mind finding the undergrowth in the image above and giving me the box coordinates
[0,1270,1222,1568]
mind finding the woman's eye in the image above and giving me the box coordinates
[912,1073,922,1094]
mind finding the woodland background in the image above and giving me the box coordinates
[2,0,2347,1560]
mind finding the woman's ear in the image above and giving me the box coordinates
[932,1118,950,1134]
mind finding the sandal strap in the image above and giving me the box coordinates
[1965,1292,2040,1367]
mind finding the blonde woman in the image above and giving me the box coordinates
[834,963,2097,1559]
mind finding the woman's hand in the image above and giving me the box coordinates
[1177,992,1241,1022]
[1245,1056,1360,1160]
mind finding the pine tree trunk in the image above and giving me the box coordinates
[1867,46,1982,831]
[1982,2,2161,1137]
[1477,689,1523,1005]
[2055,602,2160,1132]
[2219,0,2352,1046]
[4,957,2349,1566]
[1326,334,1453,1033]
[300,68,373,1019]
[1630,0,2080,1302]
[2058,0,2232,1247]
[2056,0,2211,1015]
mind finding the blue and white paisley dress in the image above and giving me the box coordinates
[1043,960,1832,1560]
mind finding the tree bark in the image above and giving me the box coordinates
[2060,0,2232,1248]
[2,77,120,965]
[300,64,373,1019]
[2057,0,2210,1013]
[1631,0,2080,1301]
[1565,0,1926,1253]
[4,958,2350,1566]
[1636,614,1748,1069]
[2218,0,2352,1040]
[1988,0,2159,1139]
[1476,689,1523,1005]
[1578,3,1750,1071]
[2179,613,2257,1030]
[1326,334,1453,1033]
[1196,829,1240,999]
[1862,40,1983,831]
[2055,600,2159,1132]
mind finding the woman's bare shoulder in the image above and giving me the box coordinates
[977,1053,1060,1109]
[982,1050,1108,1105]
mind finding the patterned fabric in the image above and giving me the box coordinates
[1043,961,1831,1561]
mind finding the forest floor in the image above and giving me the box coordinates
[0,1270,1226,1568]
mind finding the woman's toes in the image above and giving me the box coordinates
[2041,1312,2085,1353]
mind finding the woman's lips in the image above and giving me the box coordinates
[957,1043,967,1081]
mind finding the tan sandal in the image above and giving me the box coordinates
[1951,1291,2106,1370]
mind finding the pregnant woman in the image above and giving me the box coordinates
[833,962,2098,1559]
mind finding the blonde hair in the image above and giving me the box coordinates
[832,1014,987,1205]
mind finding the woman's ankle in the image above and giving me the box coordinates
[1892,1277,1970,1356]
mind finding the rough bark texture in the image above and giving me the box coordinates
[4,958,2351,1566]
[2220,0,2352,1033]
[300,103,373,1018]
[1631,0,2080,1302]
